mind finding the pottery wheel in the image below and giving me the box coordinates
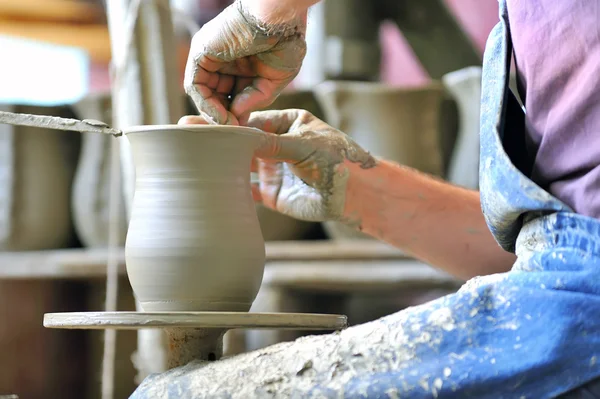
[43,311,348,330]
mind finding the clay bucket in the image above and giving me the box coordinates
[442,66,482,190]
[125,124,267,312]
[314,81,446,240]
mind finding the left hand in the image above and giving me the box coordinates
[183,1,307,125]
[178,110,376,222]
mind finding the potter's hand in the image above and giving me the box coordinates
[179,110,376,221]
[184,0,308,125]
[249,110,376,221]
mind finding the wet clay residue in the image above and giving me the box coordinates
[0,110,122,136]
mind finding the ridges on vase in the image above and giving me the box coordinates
[314,81,447,240]
[124,125,267,312]
[0,104,77,250]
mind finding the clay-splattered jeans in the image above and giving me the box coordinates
[130,212,600,398]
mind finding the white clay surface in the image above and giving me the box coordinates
[124,125,268,312]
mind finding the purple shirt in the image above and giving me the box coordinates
[507,0,600,219]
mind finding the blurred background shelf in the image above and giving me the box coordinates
[0,240,423,280]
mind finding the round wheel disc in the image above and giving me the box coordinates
[43,311,348,330]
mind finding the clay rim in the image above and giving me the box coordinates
[122,124,267,137]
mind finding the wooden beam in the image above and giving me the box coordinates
[0,0,104,24]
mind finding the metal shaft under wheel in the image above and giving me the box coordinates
[44,311,348,368]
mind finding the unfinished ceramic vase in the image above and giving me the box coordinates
[0,105,76,250]
[442,67,483,189]
[71,95,127,247]
[314,81,446,240]
[125,124,267,311]
[125,124,267,363]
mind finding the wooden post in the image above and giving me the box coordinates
[104,0,185,390]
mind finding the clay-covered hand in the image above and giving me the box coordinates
[184,0,307,125]
[179,110,376,222]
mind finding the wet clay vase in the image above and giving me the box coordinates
[255,89,326,241]
[124,124,267,362]
[442,66,482,190]
[0,104,77,250]
[71,94,128,247]
[126,124,267,310]
[314,81,446,240]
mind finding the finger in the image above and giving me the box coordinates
[178,115,211,125]
[216,74,235,96]
[258,161,285,210]
[251,182,262,203]
[233,77,255,100]
[230,78,283,121]
[207,73,220,90]
[254,134,312,164]
[249,110,311,161]
[246,109,302,134]
[179,112,239,127]
[184,57,236,125]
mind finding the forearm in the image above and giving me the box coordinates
[241,0,319,25]
[342,160,516,280]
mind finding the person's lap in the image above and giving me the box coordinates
[132,213,600,398]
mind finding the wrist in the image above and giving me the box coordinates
[341,159,424,241]
[237,0,308,36]
[335,158,383,228]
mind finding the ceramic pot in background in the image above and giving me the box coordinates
[0,105,77,250]
[71,95,128,247]
[442,66,482,189]
[314,81,447,240]
[125,124,267,312]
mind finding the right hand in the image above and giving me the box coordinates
[184,1,307,125]
[179,110,377,222]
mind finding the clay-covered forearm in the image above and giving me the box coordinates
[241,0,319,26]
[342,160,516,280]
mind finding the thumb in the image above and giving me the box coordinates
[254,132,311,163]
[249,109,312,162]
[246,109,304,134]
